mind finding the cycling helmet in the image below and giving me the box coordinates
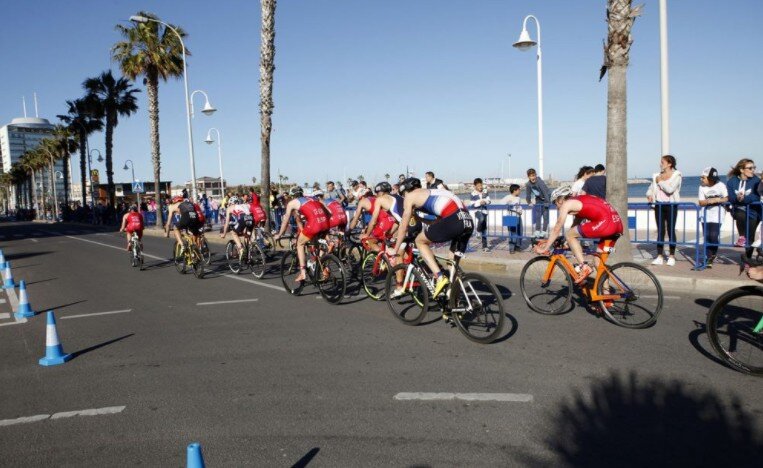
[399,177,422,194]
[374,181,392,194]
[550,185,573,201]
[355,187,371,199]
[312,190,324,198]
[129,204,138,212]
[290,186,304,197]
[229,196,242,205]
[171,195,184,204]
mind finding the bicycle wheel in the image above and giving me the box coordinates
[450,273,506,344]
[317,254,346,304]
[128,241,137,268]
[360,252,387,300]
[260,231,277,258]
[519,257,573,315]
[385,263,429,325]
[225,240,243,274]
[190,245,205,279]
[706,286,763,376]
[597,262,662,329]
[174,242,186,274]
[249,241,267,279]
[347,244,364,279]
[200,237,212,265]
[280,250,305,295]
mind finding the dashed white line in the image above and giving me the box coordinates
[65,236,164,260]
[0,414,49,427]
[224,274,285,292]
[60,309,132,320]
[0,406,126,427]
[197,299,259,306]
[394,392,534,402]
[29,238,39,243]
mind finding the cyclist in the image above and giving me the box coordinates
[165,195,204,251]
[248,190,268,228]
[365,181,402,243]
[274,186,331,282]
[349,186,398,253]
[534,185,624,284]
[317,190,348,232]
[390,177,474,298]
[119,204,144,251]
[220,196,252,258]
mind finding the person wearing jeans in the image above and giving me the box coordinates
[470,178,491,251]
[525,168,551,235]
[647,155,683,266]
[697,167,728,268]
[726,158,761,258]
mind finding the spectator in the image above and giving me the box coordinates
[525,168,551,235]
[424,171,448,190]
[209,197,219,225]
[398,174,406,184]
[501,184,524,253]
[325,181,346,205]
[647,154,682,266]
[571,166,594,196]
[470,178,491,252]
[696,167,728,268]
[726,158,761,257]
[391,184,400,195]
[336,182,349,207]
[581,164,607,199]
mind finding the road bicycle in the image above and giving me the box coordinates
[127,232,143,270]
[384,248,505,344]
[280,238,346,304]
[359,236,394,301]
[199,232,212,265]
[705,254,763,376]
[173,230,205,279]
[519,236,663,329]
[225,234,267,278]
[251,222,277,259]
[331,229,364,280]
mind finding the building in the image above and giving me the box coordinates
[184,176,227,198]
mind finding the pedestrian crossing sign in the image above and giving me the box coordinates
[132,181,145,193]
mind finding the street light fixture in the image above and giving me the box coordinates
[204,128,225,198]
[191,90,217,117]
[513,14,545,179]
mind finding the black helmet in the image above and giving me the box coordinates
[289,186,304,197]
[399,177,422,194]
[374,181,392,194]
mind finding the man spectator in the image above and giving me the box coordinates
[425,171,448,190]
[525,168,551,235]
[398,174,406,184]
[209,197,219,225]
[470,178,491,252]
[324,181,346,205]
[582,164,607,199]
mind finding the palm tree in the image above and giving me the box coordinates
[260,0,277,229]
[601,0,642,261]
[83,70,140,207]
[19,151,42,216]
[58,98,103,207]
[50,125,78,206]
[113,11,185,227]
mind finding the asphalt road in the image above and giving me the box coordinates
[0,222,761,467]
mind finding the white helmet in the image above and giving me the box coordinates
[550,185,573,201]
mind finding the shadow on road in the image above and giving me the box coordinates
[71,333,135,359]
[492,313,519,344]
[26,278,57,286]
[520,371,763,467]
[291,447,319,468]
[494,283,513,300]
[40,299,87,312]
[5,251,53,261]
[688,320,739,372]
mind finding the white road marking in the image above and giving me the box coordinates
[394,392,534,402]
[197,298,259,306]
[224,274,285,292]
[60,309,132,320]
[65,236,164,260]
[0,313,10,319]
[3,286,26,324]
[30,238,39,243]
[0,406,125,427]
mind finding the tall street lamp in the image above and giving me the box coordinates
[513,15,545,179]
[89,149,104,216]
[129,15,217,201]
[204,128,225,198]
[123,159,140,208]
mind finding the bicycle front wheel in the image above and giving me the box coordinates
[174,242,186,274]
[385,263,429,325]
[706,286,763,376]
[360,252,387,300]
[225,240,242,274]
[280,250,305,295]
[519,257,573,315]
[450,273,506,344]
[317,254,346,304]
[249,242,267,279]
[597,262,662,329]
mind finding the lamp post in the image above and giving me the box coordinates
[89,149,103,222]
[659,0,670,155]
[513,15,545,179]
[129,15,217,202]
[123,159,140,209]
[204,128,225,198]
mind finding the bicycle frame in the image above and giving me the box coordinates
[542,246,627,303]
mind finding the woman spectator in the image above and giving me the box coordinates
[726,158,761,257]
[697,167,728,268]
[646,155,682,266]
[571,166,594,196]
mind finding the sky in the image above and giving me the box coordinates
[1,0,762,187]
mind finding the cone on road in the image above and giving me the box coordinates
[39,311,72,366]
[14,280,36,319]
[2,262,15,289]
[187,443,206,468]
[0,250,7,269]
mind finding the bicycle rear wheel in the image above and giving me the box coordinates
[225,240,243,274]
[360,252,387,300]
[450,273,506,344]
[128,241,137,268]
[174,242,186,274]
[317,254,346,304]
[706,286,763,376]
[260,231,276,258]
[280,250,305,295]
[249,242,267,279]
[191,245,205,279]
[200,237,212,265]
[385,264,429,325]
[597,262,662,328]
[519,257,573,315]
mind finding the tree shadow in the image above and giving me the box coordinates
[291,447,319,468]
[6,251,53,261]
[8,263,42,269]
[71,333,134,359]
[520,371,763,467]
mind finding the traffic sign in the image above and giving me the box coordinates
[132,181,145,193]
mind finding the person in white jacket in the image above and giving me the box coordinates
[646,155,683,266]
[470,178,491,251]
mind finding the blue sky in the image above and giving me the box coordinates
[1,0,761,186]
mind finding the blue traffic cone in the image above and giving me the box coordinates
[187,443,205,468]
[39,311,72,366]
[2,262,15,289]
[0,250,7,269]
[14,280,36,319]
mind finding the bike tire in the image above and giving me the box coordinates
[128,241,137,268]
[200,237,212,265]
[280,249,305,295]
[225,240,243,274]
[450,272,506,344]
[519,256,573,315]
[385,263,429,325]
[174,242,186,274]
[191,245,205,279]
[706,286,763,376]
[347,244,365,279]
[597,262,662,329]
[249,241,267,279]
[260,231,277,258]
[316,254,346,304]
[360,252,387,301]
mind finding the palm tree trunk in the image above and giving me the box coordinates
[62,151,70,206]
[606,63,632,261]
[260,0,277,230]
[105,113,116,207]
[79,133,87,207]
[147,72,163,227]
[30,170,38,216]
[49,161,56,217]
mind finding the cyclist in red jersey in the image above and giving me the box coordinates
[274,186,331,282]
[314,190,347,231]
[119,205,144,251]
[248,191,267,227]
[535,185,624,283]
[349,187,398,253]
